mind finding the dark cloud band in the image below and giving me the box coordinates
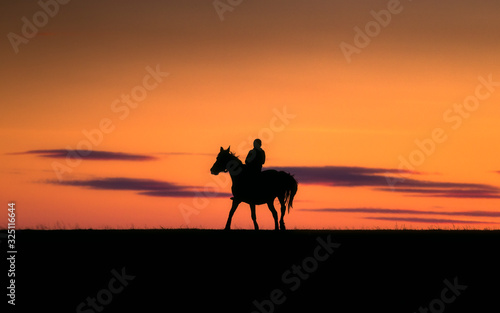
[50,177,231,198]
[300,207,500,218]
[364,216,491,224]
[275,166,500,199]
[12,149,156,161]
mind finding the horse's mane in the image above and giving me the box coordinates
[228,151,243,164]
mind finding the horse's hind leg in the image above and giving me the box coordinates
[250,204,259,230]
[267,201,279,231]
[278,196,287,230]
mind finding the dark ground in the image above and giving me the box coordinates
[3,229,500,312]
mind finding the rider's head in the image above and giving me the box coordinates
[253,139,262,149]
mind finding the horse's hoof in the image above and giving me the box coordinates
[224,227,231,231]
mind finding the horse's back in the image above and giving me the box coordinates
[261,169,286,176]
[261,169,278,176]
[261,169,293,179]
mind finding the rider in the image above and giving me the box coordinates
[245,139,266,173]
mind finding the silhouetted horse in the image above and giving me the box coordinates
[210,147,298,230]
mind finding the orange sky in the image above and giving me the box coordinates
[1,0,499,229]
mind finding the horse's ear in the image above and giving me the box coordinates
[227,146,231,152]
[220,147,224,152]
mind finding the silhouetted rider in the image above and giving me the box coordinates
[245,139,266,173]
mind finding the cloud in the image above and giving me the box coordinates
[375,187,500,198]
[274,166,410,186]
[300,207,500,218]
[11,149,156,161]
[50,177,231,198]
[364,217,492,224]
[300,207,499,225]
[274,166,500,199]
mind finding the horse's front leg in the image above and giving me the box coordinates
[250,204,259,230]
[224,199,241,230]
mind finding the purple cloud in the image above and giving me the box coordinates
[300,207,500,218]
[11,149,156,161]
[364,217,491,224]
[274,166,500,199]
[274,166,410,187]
[375,187,500,198]
[50,177,231,198]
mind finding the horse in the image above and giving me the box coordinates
[210,146,298,230]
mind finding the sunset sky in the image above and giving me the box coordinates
[1,0,499,229]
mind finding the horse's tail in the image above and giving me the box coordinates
[283,173,298,214]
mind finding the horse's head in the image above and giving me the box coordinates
[210,146,232,175]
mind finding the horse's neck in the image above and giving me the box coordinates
[228,156,245,182]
